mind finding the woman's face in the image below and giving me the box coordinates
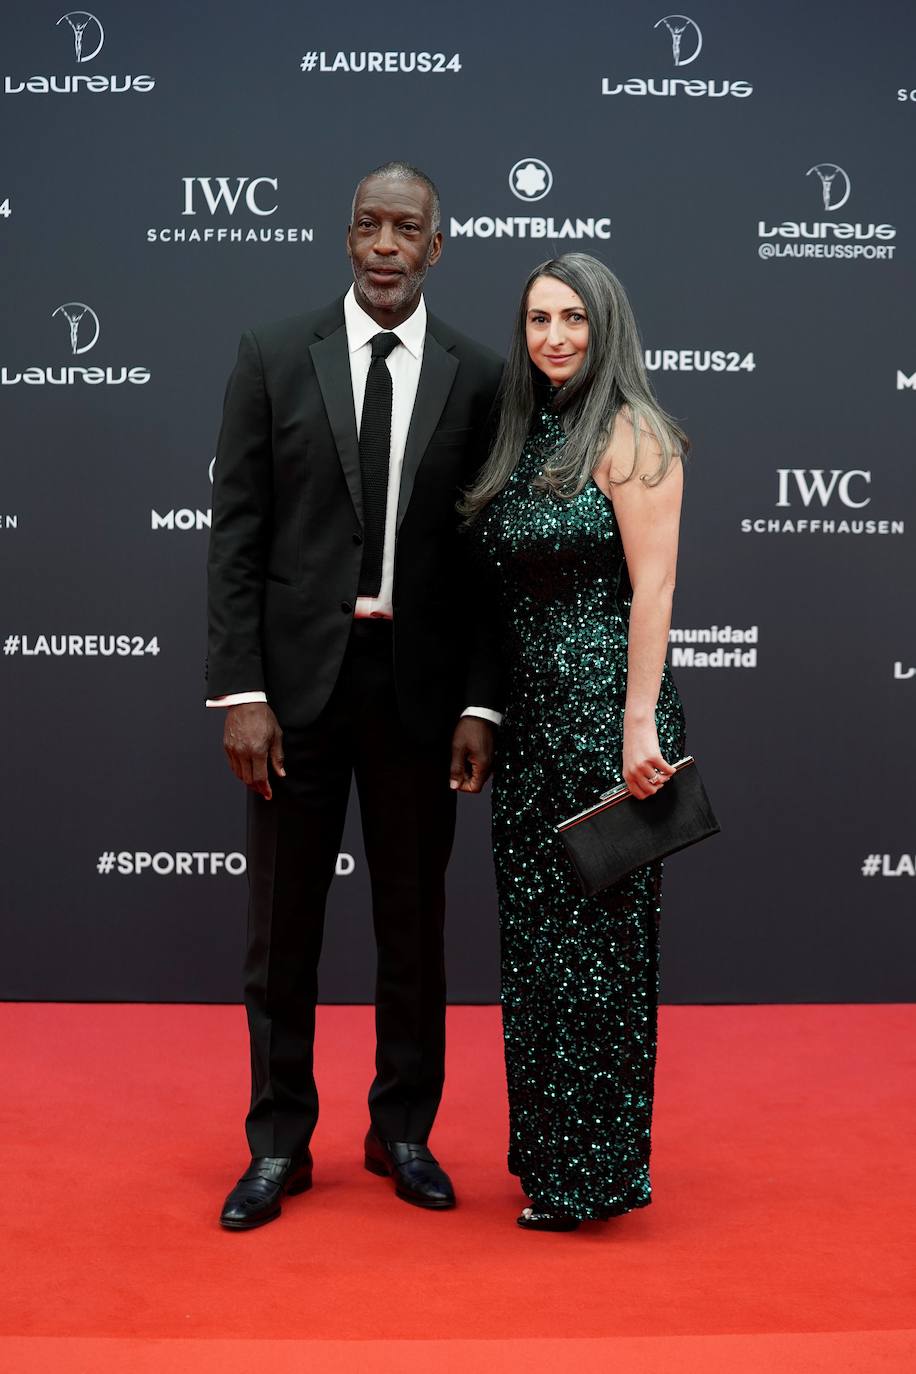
[525,276,589,386]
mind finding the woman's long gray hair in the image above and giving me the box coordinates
[462,253,688,518]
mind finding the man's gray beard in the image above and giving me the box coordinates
[353,260,429,312]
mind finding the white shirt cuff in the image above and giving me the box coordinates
[462,706,503,727]
[206,696,499,723]
[206,691,268,708]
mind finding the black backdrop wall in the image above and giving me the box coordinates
[2,0,914,1004]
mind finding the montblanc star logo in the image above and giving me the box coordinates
[509,158,553,203]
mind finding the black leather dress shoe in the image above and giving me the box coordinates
[516,1204,579,1232]
[364,1128,456,1209]
[219,1151,313,1230]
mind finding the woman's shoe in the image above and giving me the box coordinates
[516,1204,579,1232]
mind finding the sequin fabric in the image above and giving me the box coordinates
[472,403,686,1220]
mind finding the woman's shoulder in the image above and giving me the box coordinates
[602,405,668,482]
[613,404,656,440]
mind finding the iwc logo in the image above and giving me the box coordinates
[4,12,155,95]
[451,160,611,241]
[601,15,751,99]
[1,302,150,386]
[147,176,314,246]
[740,469,904,536]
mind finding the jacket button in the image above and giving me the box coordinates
[341,600,353,614]
[352,532,363,545]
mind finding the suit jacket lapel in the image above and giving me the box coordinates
[397,332,459,531]
[309,323,363,525]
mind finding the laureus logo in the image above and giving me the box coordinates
[4,12,154,95]
[56,11,105,63]
[0,302,150,386]
[51,301,100,355]
[602,15,750,98]
[806,163,851,212]
[757,162,896,262]
[654,15,703,67]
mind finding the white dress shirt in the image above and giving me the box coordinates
[208,286,500,725]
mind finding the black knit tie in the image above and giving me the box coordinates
[357,331,400,597]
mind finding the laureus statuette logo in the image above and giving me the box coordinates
[806,163,851,212]
[52,302,101,355]
[56,11,105,63]
[654,15,703,67]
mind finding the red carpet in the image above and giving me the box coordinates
[2,1004,914,1371]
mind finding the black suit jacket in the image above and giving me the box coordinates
[207,296,504,740]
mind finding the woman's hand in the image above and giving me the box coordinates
[622,716,675,800]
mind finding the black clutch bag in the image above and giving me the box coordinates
[556,756,719,897]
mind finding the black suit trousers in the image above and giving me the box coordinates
[243,620,457,1156]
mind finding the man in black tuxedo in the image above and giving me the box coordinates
[207,162,503,1230]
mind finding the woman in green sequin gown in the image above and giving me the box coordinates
[466,255,687,1227]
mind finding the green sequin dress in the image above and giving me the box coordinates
[473,402,686,1221]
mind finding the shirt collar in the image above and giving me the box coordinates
[344,283,426,360]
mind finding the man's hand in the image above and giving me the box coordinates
[449,717,495,794]
[223,702,285,800]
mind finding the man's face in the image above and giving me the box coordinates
[347,175,442,313]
